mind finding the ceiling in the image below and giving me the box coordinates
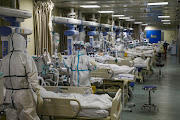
[52,0,180,26]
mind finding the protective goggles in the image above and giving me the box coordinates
[74,44,84,51]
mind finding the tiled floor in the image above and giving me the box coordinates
[122,54,180,120]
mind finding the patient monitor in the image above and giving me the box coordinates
[143,39,149,46]
[128,41,134,48]
[134,40,140,46]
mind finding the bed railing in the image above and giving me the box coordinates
[37,86,122,120]
[44,86,93,94]
[38,98,81,118]
[91,68,114,79]
[111,89,122,120]
[117,60,134,67]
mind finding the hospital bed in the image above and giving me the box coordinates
[38,86,122,120]
[102,57,149,83]
[96,63,136,78]
[117,60,134,67]
[91,68,135,112]
[125,48,155,58]
[104,59,134,67]
[134,57,152,83]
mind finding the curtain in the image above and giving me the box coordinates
[34,0,54,56]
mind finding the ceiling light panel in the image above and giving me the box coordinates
[119,17,130,19]
[134,22,142,24]
[142,24,148,26]
[112,15,125,17]
[158,16,170,18]
[80,5,100,8]
[98,11,114,13]
[163,22,171,24]
[126,19,135,21]
[161,20,171,22]
[148,2,168,6]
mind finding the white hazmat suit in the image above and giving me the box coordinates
[0,33,41,120]
[62,42,97,87]
[115,43,125,51]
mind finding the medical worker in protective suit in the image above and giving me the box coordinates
[115,38,125,51]
[114,38,125,58]
[0,33,42,120]
[58,41,98,87]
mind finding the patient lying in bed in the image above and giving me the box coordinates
[126,48,154,57]
[133,57,148,68]
[91,63,135,86]
[94,54,123,63]
[40,87,113,118]
[98,63,135,77]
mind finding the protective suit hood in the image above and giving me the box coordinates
[0,33,41,120]
[10,33,26,52]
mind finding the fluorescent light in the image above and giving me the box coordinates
[98,11,114,13]
[163,22,171,24]
[158,16,170,18]
[134,22,142,24]
[161,20,170,22]
[129,28,133,30]
[142,24,148,26]
[80,5,100,8]
[112,15,125,17]
[86,1,98,4]
[126,19,135,21]
[119,17,130,20]
[148,2,168,6]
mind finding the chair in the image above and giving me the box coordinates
[156,53,162,64]
[141,86,158,111]
[155,63,165,78]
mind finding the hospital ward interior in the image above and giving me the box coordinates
[0,0,180,120]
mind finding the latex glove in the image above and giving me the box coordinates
[90,61,97,67]
[57,53,63,62]
[36,90,43,108]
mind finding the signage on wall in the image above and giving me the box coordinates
[146,30,161,43]
[151,35,157,38]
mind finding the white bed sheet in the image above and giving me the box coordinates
[98,63,135,76]
[126,49,154,57]
[91,74,135,86]
[133,57,147,68]
[40,88,112,118]
[78,109,109,118]
[135,46,153,50]
[114,74,135,80]
[91,77,103,84]
[40,88,112,110]
[95,55,123,63]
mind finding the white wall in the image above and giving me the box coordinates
[19,0,34,55]
[163,30,176,43]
